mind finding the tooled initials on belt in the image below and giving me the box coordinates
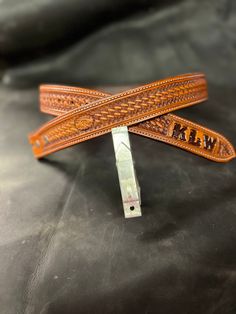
[28,73,235,162]
[172,123,217,151]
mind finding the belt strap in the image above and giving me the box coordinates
[29,73,235,162]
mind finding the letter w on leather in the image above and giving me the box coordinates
[29,73,235,162]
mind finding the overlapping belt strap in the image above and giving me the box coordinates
[29,73,235,162]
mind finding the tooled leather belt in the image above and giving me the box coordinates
[29,73,235,162]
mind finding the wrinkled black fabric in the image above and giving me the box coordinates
[1,0,236,87]
[0,0,163,62]
[0,0,236,314]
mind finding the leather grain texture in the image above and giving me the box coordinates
[1,0,236,313]
[0,83,236,314]
[29,73,235,162]
[40,81,235,163]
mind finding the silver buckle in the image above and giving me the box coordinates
[112,126,142,218]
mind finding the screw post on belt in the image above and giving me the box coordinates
[111,126,142,218]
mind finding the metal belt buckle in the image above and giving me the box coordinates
[112,126,142,218]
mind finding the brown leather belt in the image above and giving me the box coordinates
[29,73,235,162]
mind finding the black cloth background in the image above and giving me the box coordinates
[0,0,236,313]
